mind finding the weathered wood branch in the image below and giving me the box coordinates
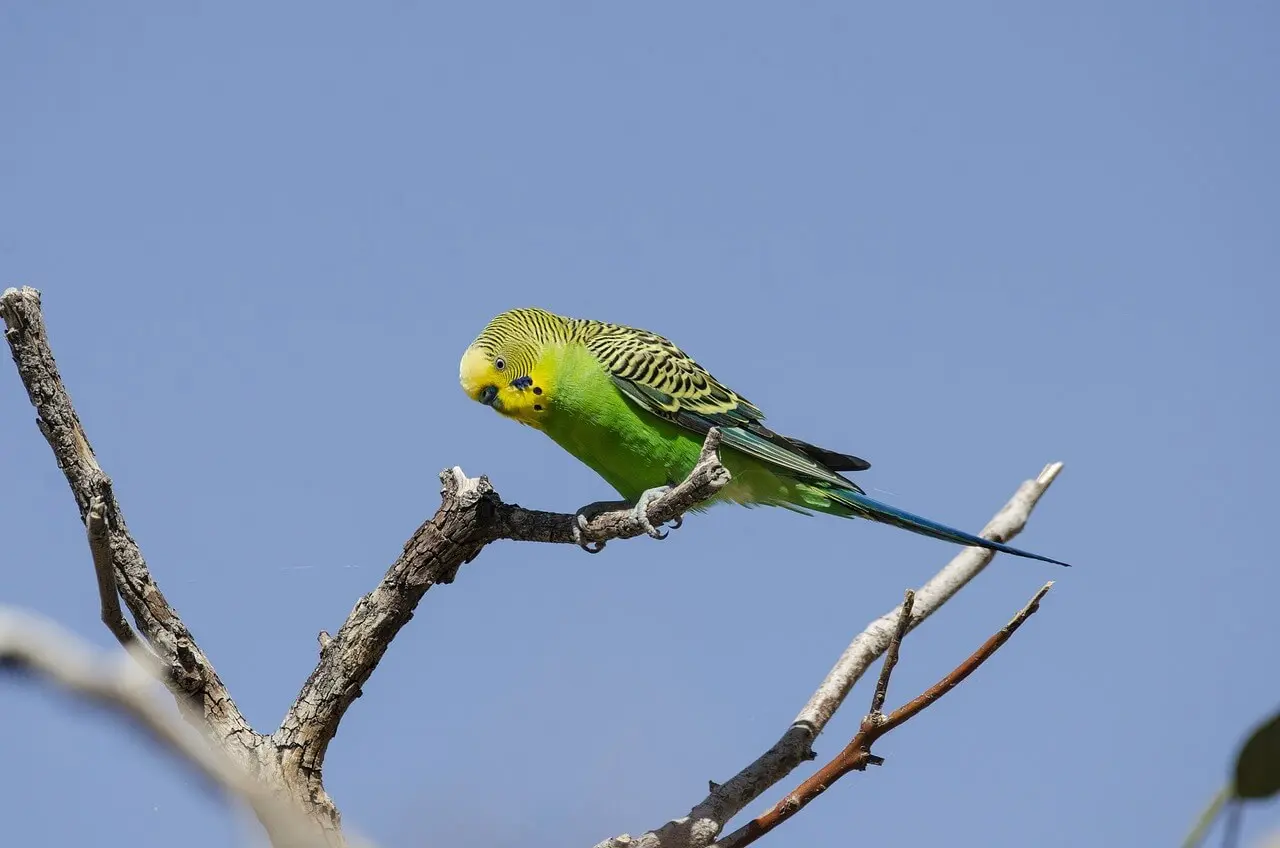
[86,495,144,649]
[3,286,1063,848]
[1,287,257,752]
[0,608,345,848]
[275,438,730,796]
[2,285,732,846]
[594,463,1064,848]
[713,582,1053,848]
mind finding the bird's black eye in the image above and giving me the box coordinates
[494,357,506,371]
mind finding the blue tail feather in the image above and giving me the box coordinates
[833,487,1070,567]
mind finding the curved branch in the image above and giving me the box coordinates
[4,285,1064,848]
[0,608,367,848]
[595,462,1065,848]
[3,285,735,844]
[1,286,256,751]
[276,432,731,784]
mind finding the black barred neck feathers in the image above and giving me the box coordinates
[467,307,595,379]
[460,307,595,428]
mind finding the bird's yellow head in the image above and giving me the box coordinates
[459,308,562,428]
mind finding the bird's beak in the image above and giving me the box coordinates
[478,385,498,406]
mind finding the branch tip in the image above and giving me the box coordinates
[698,426,723,461]
[1007,582,1053,630]
[607,461,1064,848]
[1036,462,1064,485]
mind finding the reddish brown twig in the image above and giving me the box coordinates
[714,581,1054,848]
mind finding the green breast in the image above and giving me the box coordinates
[540,343,704,502]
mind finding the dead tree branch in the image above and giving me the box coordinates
[714,582,1053,848]
[0,608,349,848]
[273,436,729,790]
[86,495,143,649]
[595,464,1064,848]
[1,285,733,845]
[4,286,1062,847]
[1,287,257,752]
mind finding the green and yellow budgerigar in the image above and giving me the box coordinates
[459,307,1068,566]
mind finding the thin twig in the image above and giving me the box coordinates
[880,581,1051,734]
[86,495,140,648]
[795,463,1064,732]
[1181,785,1232,848]
[713,581,1054,848]
[596,466,1064,848]
[869,590,914,716]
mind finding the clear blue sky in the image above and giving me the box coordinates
[3,3,1277,846]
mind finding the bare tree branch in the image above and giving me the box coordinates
[274,433,731,787]
[713,582,1054,848]
[4,285,1064,848]
[3,285,733,844]
[0,608,352,848]
[492,428,732,547]
[595,463,1064,848]
[796,462,1064,731]
[1,287,256,751]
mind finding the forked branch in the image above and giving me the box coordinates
[2,285,733,842]
[1,286,255,752]
[714,582,1054,848]
[2,285,1065,848]
[275,438,730,780]
[595,464,1064,848]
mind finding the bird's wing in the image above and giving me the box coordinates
[585,326,868,488]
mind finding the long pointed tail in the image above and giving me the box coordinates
[832,487,1070,567]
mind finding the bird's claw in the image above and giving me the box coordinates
[571,501,619,554]
[571,512,606,553]
[632,486,675,540]
[570,487,680,552]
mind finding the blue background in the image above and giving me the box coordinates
[3,2,1277,846]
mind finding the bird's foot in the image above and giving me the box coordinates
[631,485,675,540]
[571,499,629,554]
[569,486,679,552]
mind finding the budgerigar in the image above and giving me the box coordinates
[459,307,1068,566]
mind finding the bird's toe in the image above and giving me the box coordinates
[632,486,674,540]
